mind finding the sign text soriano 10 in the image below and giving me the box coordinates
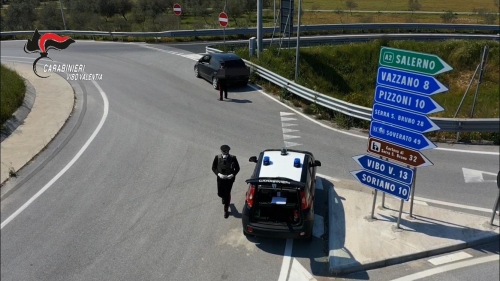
[379,46,453,76]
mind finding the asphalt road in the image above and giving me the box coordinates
[1,39,498,281]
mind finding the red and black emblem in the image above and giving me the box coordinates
[24,29,75,78]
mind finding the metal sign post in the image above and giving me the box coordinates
[409,167,417,218]
[490,171,500,226]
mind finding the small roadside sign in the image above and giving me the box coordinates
[371,103,441,134]
[379,46,453,76]
[367,137,433,167]
[369,121,437,151]
[173,3,182,15]
[352,154,414,185]
[350,169,412,201]
[374,86,444,115]
[377,67,449,96]
[219,12,228,27]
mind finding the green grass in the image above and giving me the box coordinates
[1,64,25,126]
[228,40,500,143]
[302,0,499,12]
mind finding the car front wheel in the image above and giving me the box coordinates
[212,76,218,90]
[194,66,200,78]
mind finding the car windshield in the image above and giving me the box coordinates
[223,59,245,68]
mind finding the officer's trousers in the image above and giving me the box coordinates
[217,178,234,209]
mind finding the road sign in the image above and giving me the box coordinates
[350,170,412,201]
[379,47,453,76]
[370,121,437,151]
[173,3,182,15]
[219,12,228,27]
[372,103,440,134]
[377,67,449,96]
[367,137,433,167]
[352,154,414,185]
[374,86,444,115]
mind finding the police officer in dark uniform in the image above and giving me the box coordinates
[212,145,240,218]
[218,63,228,101]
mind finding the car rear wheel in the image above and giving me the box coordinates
[212,76,218,90]
[194,66,200,78]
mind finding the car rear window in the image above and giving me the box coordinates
[224,59,245,68]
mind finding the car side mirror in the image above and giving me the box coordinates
[313,160,321,167]
[249,156,258,163]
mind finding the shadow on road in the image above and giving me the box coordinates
[224,98,252,104]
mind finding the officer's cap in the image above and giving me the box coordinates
[220,144,230,151]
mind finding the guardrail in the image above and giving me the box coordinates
[1,23,499,38]
[206,34,500,133]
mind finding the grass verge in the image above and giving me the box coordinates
[1,64,26,126]
[230,40,500,144]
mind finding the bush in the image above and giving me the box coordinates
[1,65,25,126]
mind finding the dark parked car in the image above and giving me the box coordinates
[194,53,250,89]
[242,148,321,241]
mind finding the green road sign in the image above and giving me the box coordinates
[379,46,453,76]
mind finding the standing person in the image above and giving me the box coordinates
[212,145,240,218]
[218,63,228,100]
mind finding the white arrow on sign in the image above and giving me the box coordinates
[462,168,498,183]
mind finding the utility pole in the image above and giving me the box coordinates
[59,0,67,30]
[274,0,276,27]
[257,0,263,57]
[294,0,302,81]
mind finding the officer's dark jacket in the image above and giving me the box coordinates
[212,154,240,180]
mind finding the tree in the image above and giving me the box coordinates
[98,0,117,21]
[4,0,39,30]
[494,0,499,9]
[38,1,65,29]
[345,0,357,15]
[408,0,421,13]
[114,0,133,20]
[440,10,457,23]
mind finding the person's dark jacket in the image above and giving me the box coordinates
[212,154,240,182]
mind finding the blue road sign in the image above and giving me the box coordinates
[374,86,444,115]
[350,169,412,201]
[369,120,437,151]
[376,67,448,96]
[372,103,441,134]
[352,154,415,185]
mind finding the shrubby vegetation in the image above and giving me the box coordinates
[1,65,26,126]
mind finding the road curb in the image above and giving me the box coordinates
[0,62,76,187]
[0,76,36,143]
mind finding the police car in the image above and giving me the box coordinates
[242,148,321,241]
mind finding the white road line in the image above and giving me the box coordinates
[248,85,499,156]
[278,239,293,281]
[288,258,317,281]
[316,173,340,182]
[412,200,429,206]
[427,251,473,266]
[283,128,299,133]
[1,76,109,229]
[280,112,296,116]
[390,255,499,281]
[281,117,297,122]
[283,134,301,140]
[413,196,492,213]
[284,141,302,147]
[282,123,298,127]
[463,167,498,183]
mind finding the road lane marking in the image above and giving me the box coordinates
[316,173,340,182]
[390,255,499,281]
[413,196,492,213]
[288,258,317,281]
[463,167,498,183]
[280,112,296,116]
[278,239,293,281]
[249,85,499,156]
[1,76,109,229]
[427,251,473,266]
